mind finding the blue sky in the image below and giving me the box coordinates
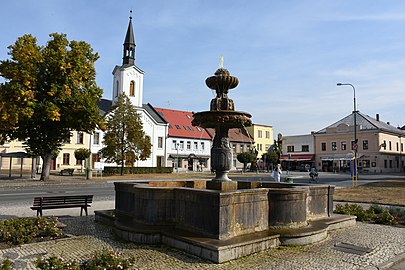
[1,0,405,136]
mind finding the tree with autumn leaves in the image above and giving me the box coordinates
[99,94,151,176]
[0,33,104,180]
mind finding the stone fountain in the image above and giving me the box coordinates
[192,65,251,189]
[95,64,356,263]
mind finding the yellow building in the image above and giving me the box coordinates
[0,131,91,175]
[246,123,274,159]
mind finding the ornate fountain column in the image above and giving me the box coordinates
[192,65,252,190]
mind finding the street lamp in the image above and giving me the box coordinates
[337,83,358,186]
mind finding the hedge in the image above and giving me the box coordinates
[103,166,173,175]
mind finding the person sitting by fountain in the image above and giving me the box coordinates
[272,164,282,182]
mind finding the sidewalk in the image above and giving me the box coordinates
[0,213,404,270]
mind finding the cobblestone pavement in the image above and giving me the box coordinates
[0,216,404,270]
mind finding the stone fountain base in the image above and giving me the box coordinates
[95,181,356,263]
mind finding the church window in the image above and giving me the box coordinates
[130,81,135,96]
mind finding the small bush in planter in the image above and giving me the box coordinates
[374,210,398,225]
[334,203,373,221]
[35,249,136,270]
[0,258,13,270]
[0,217,63,245]
[35,255,79,270]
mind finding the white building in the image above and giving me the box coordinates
[154,107,212,172]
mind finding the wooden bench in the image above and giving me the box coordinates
[31,195,93,216]
[59,168,74,176]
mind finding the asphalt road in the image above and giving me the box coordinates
[0,172,404,208]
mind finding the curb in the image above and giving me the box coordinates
[377,252,405,270]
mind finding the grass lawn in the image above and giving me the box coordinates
[334,179,405,206]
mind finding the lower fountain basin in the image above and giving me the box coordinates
[96,181,355,263]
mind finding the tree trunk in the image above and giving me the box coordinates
[120,162,124,176]
[40,154,53,181]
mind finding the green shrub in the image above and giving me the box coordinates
[35,249,135,270]
[368,204,385,214]
[334,203,402,225]
[374,210,398,225]
[0,258,13,270]
[35,255,79,270]
[81,249,135,269]
[0,217,63,245]
[388,207,405,223]
[334,203,373,221]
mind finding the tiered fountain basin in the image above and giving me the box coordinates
[191,111,252,129]
[95,181,356,263]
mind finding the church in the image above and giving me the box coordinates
[92,14,169,168]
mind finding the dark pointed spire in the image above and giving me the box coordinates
[123,10,136,65]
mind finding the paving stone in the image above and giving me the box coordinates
[0,214,404,269]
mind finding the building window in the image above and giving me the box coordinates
[76,132,84,144]
[201,142,205,150]
[187,141,191,150]
[351,140,356,150]
[194,142,198,150]
[363,140,369,150]
[158,137,163,149]
[172,140,177,150]
[287,145,294,152]
[240,145,244,152]
[389,141,392,150]
[175,125,181,129]
[402,143,404,152]
[63,153,70,165]
[179,141,184,150]
[389,160,393,168]
[321,142,326,151]
[341,141,347,151]
[265,131,270,138]
[76,158,82,165]
[266,144,271,151]
[384,159,387,168]
[396,142,399,152]
[363,160,370,168]
[383,140,387,150]
[258,130,262,138]
[302,145,309,152]
[93,132,100,145]
[129,81,135,96]
[331,142,337,151]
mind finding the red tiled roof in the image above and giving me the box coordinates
[154,107,211,140]
[205,128,254,143]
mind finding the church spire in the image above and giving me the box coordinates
[123,10,135,65]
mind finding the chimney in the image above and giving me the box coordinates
[376,114,380,121]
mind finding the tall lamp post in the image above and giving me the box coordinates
[337,83,358,186]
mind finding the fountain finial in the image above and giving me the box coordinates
[219,55,224,68]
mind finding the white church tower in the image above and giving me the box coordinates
[104,12,168,168]
[112,12,144,108]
